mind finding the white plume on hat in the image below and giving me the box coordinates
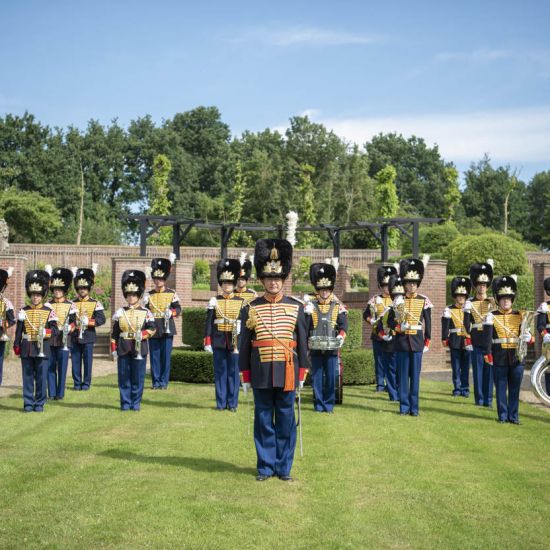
[510,274,517,282]
[239,252,247,265]
[330,257,340,271]
[169,253,176,264]
[91,263,99,274]
[6,267,13,277]
[71,266,78,276]
[145,266,152,279]
[285,211,299,246]
[44,264,52,276]
[421,254,430,267]
[487,259,494,268]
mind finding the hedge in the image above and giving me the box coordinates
[170,348,375,385]
[344,309,363,350]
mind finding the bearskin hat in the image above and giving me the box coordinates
[25,270,50,298]
[377,265,398,287]
[150,256,174,280]
[309,263,336,291]
[0,267,12,293]
[74,268,95,290]
[544,277,550,296]
[254,239,293,280]
[216,259,241,285]
[388,274,405,298]
[451,276,472,297]
[50,267,73,293]
[492,275,517,302]
[239,259,253,281]
[399,258,425,285]
[121,270,146,298]
[469,262,494,286]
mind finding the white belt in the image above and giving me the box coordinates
[472,323,483,329]
[153,313,166,319]
[214,319,236,325]
[449,328,465,334]
[546,324,550,328]
[406,324,423,331]
[120,332,138,339]
[492,337,518,344]
[23,334,39,342]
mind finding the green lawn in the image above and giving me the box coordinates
[1,379,549,549]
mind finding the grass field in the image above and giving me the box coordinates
[1,378,549,549]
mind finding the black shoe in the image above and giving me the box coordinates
[229,407,237,413]
[497,419,506,424]
[410,412,419,417]
[399,412,409,416]
[34,407,44,412]
[509,419,521,425]
[23,408,33,413]
[256,474,270,481]
[278,475,293,482]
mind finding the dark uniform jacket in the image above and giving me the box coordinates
[307,294,348,356]
[365,294,395,353]
[73,297,106,344]
[481,309,530,367]
[536,300,550,336]
[0,296,16,338]
[463,297,495,348]
[145,288,181,338]
[441,304,470,350]
[111,306,156,357]
[14,305,59,358]
[45,300,77,348]
[239,295,310,390]
[387,294,432,352]
[204,294,245,351]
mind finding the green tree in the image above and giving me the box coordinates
[374,165,399,248]
[525,171,550,248]
[443,166,461,221]
[298,163,317,247]
[149,154,172,245]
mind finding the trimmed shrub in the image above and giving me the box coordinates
[341,349,375,385]
[181,308,207,350]
[170,350,214,383]
[401,222,459,256]
[344,309,363,350]
[445,233,528,275]
[192,259,210,285]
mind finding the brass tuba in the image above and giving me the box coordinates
[531,342,550,406]
[518,310,535,362]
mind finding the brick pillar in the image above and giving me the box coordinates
[111,257,193,347]
[0,255,28,340]
[421,259,447,370]
[333,265,351,298]
[534,263,550,356]
[210,263,219,292]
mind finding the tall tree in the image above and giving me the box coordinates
[149,154,173,245]
[374,165,399,248]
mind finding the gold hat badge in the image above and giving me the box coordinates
[263,246,282,274]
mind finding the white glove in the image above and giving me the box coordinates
[540,302,549,313]
[463,300,473,312]
[18,309,26,321]
[375,296,383,305]
[465,344,473,351]
[304,302,314,315]
[111,350,118,360]
[113,308,124,321]
[236,320,241,335]
[543,333,550,344]
[204,344,213,353]
[81,315,89,327]
[423,345,429,353]
[299,380,305,389]
[207,297,217,309]
[368,317,377,326]
[443,307,452,319]
[242,382,251,394]
[382,333,393,342]
[336,335,345,348]
[401,322,411,330]
[142,292,150,305]
[393,295,404,307]
[522,331,532,343]
[483,312,494,325]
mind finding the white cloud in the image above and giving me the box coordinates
[277,106,550,164]
[235,26,382,47]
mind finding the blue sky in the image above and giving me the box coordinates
[1,0,549,180]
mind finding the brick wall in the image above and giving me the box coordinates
[533,263,550,356]
[0,255,28,340]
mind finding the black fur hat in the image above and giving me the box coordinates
[377,265,398,287]
[469,262,494,286]
[451,276,472,297]
[216,259,241,285]
[150,256,174,280]
[0,267,12,293]
[254,239,293,280]
[50,267,73,293]
[74,268,95,290]
[492,275,517,302]
[239,259,253,281]
[25,270,50,297]
[543,277,550,296]
[399,258,425,285]
[309,263,336,291]
[121,270,146,298]
[388,274,405,298]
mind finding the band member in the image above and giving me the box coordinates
[13,270,59,412]
[387,257,432,416]
[204,259,245,412]
[235,253,257,305]
[0,267,15,387]
[535,277,550,394]
[145,254,181,390]
[364,265,398,398]
[111,270,156,411]
[71,265,106,390]
[239,239,309,481]
[463,261,494,407]
[482,276,533,424]
[442,277,472,398]
[45,267,77,400]
[305,262,347,413]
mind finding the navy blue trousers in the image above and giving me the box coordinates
[396,350,423,415]
[21,357,48,411]
[253,388,297,477]
[117,354,146,410]
[48,346,69,399]
[494,364,523,422]
[149,337,174,388]
[0,340,5,386]
[381,350,399,401]
[372,340,386,391]
[450,348,471,396]
[471,346,493,406]
[311,353,337,412]
[71,341,94,389]
[213,349,240,409]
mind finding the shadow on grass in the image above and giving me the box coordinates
[98,448,257,476]
[139,399,212,410]
[54,401,120,410]
[0,402,24,411]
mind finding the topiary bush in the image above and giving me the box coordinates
[344,309,363,350]
[170,350,214,383]
[341,349,375,385]
[445,233,529,275]
[401,222,459,256]
[181,308,207,350]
